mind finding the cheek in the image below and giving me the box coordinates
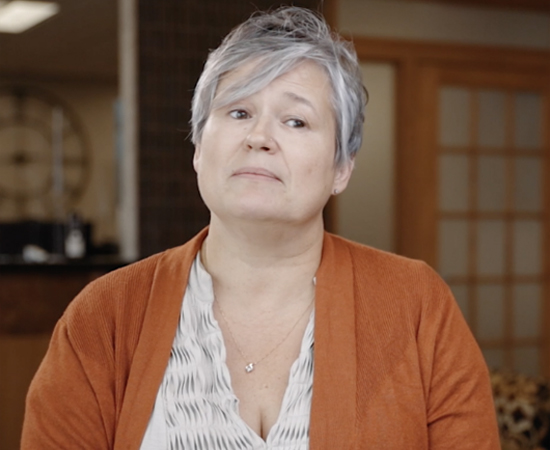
[305,141,337,175]
[299,158,336,193]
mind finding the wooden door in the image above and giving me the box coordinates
[412,66,549,375]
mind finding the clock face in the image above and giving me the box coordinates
[0,85,90,219]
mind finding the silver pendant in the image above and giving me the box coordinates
[245,363,255,373]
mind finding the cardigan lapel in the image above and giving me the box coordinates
[115,228,209,449]
[309,233,357,449]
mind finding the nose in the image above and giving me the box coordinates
[245,118,275,152]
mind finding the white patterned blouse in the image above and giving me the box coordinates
[140,255,315,450]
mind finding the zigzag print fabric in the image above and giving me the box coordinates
[141,255,314,450]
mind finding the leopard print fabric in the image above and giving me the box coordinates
[491,370,550,450]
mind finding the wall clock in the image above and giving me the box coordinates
[0,85,91,219]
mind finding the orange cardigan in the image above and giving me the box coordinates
[22,229,500,449]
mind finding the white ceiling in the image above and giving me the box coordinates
[0,0,118,81]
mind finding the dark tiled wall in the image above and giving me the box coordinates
[138,1,322,257]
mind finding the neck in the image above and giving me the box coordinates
[201,215,324,310]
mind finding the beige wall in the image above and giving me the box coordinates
[0,79,119,246]
[336,0,550,250]
[339,0,550,48]
[338,63,396,252]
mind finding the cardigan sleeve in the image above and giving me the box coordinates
[416,265,500,449]
[20,233,205,449]
[19,266,138,450]
[21,314,116,449]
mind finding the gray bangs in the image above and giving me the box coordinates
[211,54,305,112]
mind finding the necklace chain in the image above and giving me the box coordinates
[215,289,315,374]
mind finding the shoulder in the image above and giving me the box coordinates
[324,233,455,322]
[62,230,206,346]
[325,232,440,287]
[77,251,165,300]
[64,251,164,325]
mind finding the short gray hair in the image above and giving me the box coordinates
[191,6,366,167]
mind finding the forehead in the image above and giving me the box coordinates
[213,60,334,111]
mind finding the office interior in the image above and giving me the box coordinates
[0,0,549,448]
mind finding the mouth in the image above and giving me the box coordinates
[232,167,281,182]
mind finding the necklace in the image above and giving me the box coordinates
[215,281,316,374]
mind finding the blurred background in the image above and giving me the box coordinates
[0,0,549,448]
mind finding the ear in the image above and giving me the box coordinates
[332,158,354,195]
[193,144,201,173]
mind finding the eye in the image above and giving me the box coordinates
[285,118,306,128]
[229,109,249,120]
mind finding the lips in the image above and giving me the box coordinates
[232,167,281,182]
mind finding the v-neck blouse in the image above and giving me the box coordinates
[140,255,315,449]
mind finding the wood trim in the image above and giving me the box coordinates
[478,337,544,347]
[503,91,515,369]
[440,211,545,220]
[468,90,480,338]
[351,36,550,70]
[542,82,550,374]
[444,274,545,283]
[438,147,545,156]
[394,57,418,255]
[400,0,550,13]
[438,68,550,90]
[397,64,440,264]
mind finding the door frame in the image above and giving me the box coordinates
[351,35,550,374]
[350,36,550,258]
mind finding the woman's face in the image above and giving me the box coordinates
[193,60,353,226]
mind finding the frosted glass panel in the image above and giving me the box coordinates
[439,220,469,277]
[513,221,542,275]
[477,284,504,340]
[440,87,470,147]
[478,90,506,148]
[477,156,506,211]
[439,155,469,211]
[513,284,541,339]
[515,92,542,149]
[477,220,505,276]
[513,347,539,376]
[514,157,542,212]
[450,284,469,322]
[482,348,504,370]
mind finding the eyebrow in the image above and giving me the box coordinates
[211,88,319,114]
[283,91,316,111]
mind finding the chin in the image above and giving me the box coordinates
[206,193,324,226]
[232,205,285,223]
[227,204,321,228]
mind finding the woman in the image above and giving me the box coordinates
[22,7,499,449]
